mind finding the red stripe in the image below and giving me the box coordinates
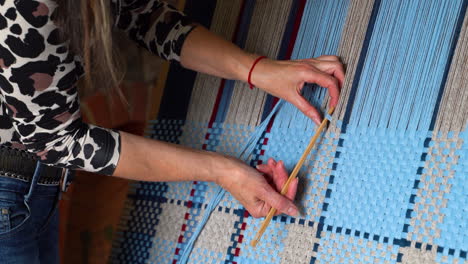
[285,0,307,60]
[208,79,226,128]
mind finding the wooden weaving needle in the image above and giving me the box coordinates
[250,107,335,247]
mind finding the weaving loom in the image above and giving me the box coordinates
[110,0,468,263]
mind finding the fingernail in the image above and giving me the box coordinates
[287,206,299,216]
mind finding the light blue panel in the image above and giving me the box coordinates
[260,129,321,170]
[324,128,428,239]
[237,217,290,264]
[345,0,465,132]
[261,131,339,222]
[436,130,468,252]
[272,0,350,132]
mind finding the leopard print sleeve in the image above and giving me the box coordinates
[113,0,196,61]
[0,1,120,175]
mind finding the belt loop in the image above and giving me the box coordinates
[25,161,42,203]
[61,168,70,193]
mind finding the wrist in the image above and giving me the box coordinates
[232,52,258,83]
[248,56,268,89]
[242,55,273,91]
[207,153,239,188]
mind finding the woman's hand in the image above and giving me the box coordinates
[180,27,344,124]
[115,132,298,218]
[215,156,299,218]
[251,55,344,124]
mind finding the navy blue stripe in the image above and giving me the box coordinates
[341,0,382,133]
[277,0,301,60]
[261,0,302,121]
[235,0,256,48]
[428,0,468,131]
[157,0,217,120]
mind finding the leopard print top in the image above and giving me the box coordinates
[0,0,195,175]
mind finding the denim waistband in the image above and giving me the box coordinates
[0,175,59,197]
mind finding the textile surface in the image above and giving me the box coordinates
[110,0,468,263]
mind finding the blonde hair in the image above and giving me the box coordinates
[57,0,125,99]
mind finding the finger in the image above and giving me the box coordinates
[256,163,273,175]
[258,184,298,217]
[303,69,340,108]
[271,160,288,191]
[256,158,277,180]
[274,161,297,201]
[285,178,298,201]
[291,91,322,125]
[311,61,345,89]
[267,157,277,167]
[272,161,292,216]
[333,65,345,89]
[316,55,341,62]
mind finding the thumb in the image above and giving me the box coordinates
[259,184,299,217]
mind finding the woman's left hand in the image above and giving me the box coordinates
[250,55,345,124]
[180,26,344,124]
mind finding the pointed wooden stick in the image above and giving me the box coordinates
[250,107,335,247]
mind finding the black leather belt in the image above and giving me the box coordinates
[0,146,64,185]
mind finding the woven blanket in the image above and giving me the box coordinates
[110,0,468,263]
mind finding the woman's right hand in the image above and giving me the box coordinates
[215,156,299,218]
[115,132,298,219]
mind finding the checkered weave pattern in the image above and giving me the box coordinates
[110,0,468,263]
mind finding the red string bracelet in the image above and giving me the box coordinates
[248,56,267,90]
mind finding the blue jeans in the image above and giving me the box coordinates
[0,163,60,264]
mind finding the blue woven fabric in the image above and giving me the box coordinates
[110,0,468,263]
